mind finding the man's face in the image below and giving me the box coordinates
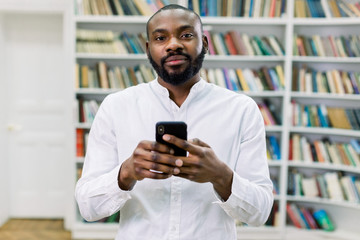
[146,9,207,85]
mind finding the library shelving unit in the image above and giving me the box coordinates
[70,1,360,239]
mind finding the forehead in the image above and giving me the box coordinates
[148,9,201,33]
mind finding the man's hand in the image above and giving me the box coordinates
[162,135,233,201]
[118,140,183,190]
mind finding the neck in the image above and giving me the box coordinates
[158,75,200,107]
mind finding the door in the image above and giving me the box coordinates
[5,12,72,218]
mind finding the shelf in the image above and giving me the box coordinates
[76,157,84,163]
[292,56,360,63]
[205,55,285,62]
[289,127,360,138]
[202,17,287,25]
[76,88,121,95]
[287,161,360,174]
[75,15,149,23]
[71,1,360,239]
[285,227,360,240]
[76,53,147,60]
[265,126,283,132]
[75,53,286,62]
[75,122,91,129]
[293,18,360,26]
[268,160,282,167]
[291,92,360,101]
[236,225,282,240]
[286,196,360,210]
[242,91,285,98]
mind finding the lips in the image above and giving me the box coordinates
[164,55,188,66]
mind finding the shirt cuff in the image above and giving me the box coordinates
[213,171,257,217]
[104,165,132,211]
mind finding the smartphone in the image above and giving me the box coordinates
[156,121,187,156]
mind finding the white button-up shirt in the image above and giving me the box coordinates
[75,79,273,240]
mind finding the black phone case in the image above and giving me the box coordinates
[156,121,187,156]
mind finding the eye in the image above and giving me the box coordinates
[154,36,166,41]
[181,33,194,39]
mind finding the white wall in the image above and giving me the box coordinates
[0,12,10,226]
[0,0,73,227]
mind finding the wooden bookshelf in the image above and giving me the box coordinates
[70,0,360,239]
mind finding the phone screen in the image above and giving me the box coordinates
[156,121,187,156]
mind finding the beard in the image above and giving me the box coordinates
[147,46,206,86]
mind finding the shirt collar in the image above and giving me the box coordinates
[150,77,207,98]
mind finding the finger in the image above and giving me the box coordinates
[134,147,183,168]
[135,167,172,180]
[139,140,174,155]
[137,157,180,175]
[176,173,196,181]
[188,138,210,148]
[162,134,204,156]
[174,165,198,175]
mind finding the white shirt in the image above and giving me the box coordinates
[75,79,273,240]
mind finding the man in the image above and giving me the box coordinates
[75,4,273,240]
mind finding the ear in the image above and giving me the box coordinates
[202,34,209,53]
[146,41,150,57]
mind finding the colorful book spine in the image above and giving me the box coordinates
[289,134,360,167]
[292,102,360,130]
[188,0,286,17]
[77,63,155,90]
[294,34,360,57]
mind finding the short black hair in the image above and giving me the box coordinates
[146,4,203,40]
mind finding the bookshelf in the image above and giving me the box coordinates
[70,0,360,239]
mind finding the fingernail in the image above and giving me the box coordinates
[173,167,180,175]
[175,159,183,167]
[163,135,170,141]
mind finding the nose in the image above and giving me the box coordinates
[166,36,183,52]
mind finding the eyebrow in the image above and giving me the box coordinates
[151,25,195,36]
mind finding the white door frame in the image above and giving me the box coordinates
[0,0,74,229]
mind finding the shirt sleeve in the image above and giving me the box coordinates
[75,95,132,222]
[214,98,274,226]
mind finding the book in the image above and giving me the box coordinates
[242,33,255,56]
[242,68,258,91]
[228,68,241,90]
[212,32,228,55]
[350,139,360,154]
[203,30,216,55]
[286,203,303,228]
[81,65,89,88]
[215,68,227,88]
[313,209,335,231]
[228,31,248,55]
[324,172,344,201]
[236,68,250,91]
[302,176,319,197]
[224,32,238,55]
[300,207,318,229]
[345,109,360,130]
[327,107,352,129]
[268,136,281,160]
[316,174,330,198]
[76,128,85,157]
[97,61,110,89]
[133,0,154,15]
[223,68,234,90]
[346,143,360,167]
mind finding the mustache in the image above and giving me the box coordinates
[160,52,191,66]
